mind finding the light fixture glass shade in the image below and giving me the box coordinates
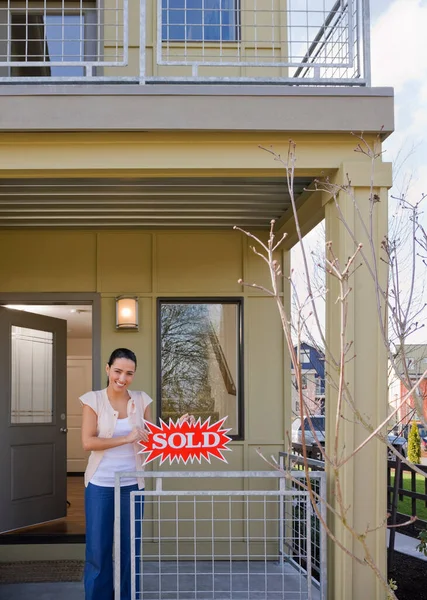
[116,296,139,330]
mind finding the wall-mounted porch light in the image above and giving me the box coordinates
[115,296,139,330]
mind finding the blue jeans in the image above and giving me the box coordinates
[84,483,144,600]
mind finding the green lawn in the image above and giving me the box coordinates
[390,470,427,522]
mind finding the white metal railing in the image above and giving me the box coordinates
[0,0,128,80]
[0,0,370,84]
[114,470,327,600]
[279,454,326,587]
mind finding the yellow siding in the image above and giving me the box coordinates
[97,232,153,293]
[0,132,376,176]
[156,231,243,293]
[0,229,288,469]
[246,297,284,441]
[0,231,96,292]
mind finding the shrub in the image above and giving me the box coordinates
[417,530,427,557]
[407,422,421,464]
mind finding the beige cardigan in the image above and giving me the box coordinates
[80,388,153,489]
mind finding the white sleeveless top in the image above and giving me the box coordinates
[90,417,138,487]
[80,389,153,489]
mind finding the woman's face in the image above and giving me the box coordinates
[106,357,136,393]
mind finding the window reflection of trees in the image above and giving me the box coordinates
[160,303,237,425]
[161,304,216,421]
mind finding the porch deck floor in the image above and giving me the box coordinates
[136,559,321,599]
[0,561,321,600]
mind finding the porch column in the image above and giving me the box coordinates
[324,161,392,600]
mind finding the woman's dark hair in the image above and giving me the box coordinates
[107,347,137,368]
[106,348,137,386]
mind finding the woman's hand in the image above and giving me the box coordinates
[179,413,196,426]
[125,427,149,444]
[82,406,150,451]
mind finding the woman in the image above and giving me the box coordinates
[80,347,151,600]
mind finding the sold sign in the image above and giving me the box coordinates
[138,417,232,465]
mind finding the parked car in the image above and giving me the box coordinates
[292,416,408,461]
[390,421,427,459]
[386,431,407,461]
[414,424,427,452]
[291,416,325,459]
[401,421,427,441]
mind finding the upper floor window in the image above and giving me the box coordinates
[1,6,97,77]
[162,0,238,42]
[293,373,307,392]
[406,358,415,371]
[158,298,243,439]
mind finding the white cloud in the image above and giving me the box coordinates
[371,0,427,91]
[371,0,427,342]
[403,165,427,203]
[371,0,427,205]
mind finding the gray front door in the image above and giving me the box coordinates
[0,306,67,533]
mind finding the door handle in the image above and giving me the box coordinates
[60,428,68,433]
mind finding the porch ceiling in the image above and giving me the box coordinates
[0,177,313,229]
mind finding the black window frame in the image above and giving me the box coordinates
[156,297,244,441]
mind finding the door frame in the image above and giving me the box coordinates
[0,292,101,390]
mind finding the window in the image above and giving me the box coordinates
[158,299,243,438]
[303,416,325,431]
[6,8,97,77]
[300,348,311,364]
[293,373,307,391]
[11,327,53,424]
[315,376,324,396]
[162,0,238,42]
[406,358,415,371]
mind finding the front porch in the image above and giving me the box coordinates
[0,113,394,600]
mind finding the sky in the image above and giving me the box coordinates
[371,0,427,203]
[369,0,427,345]
[291,0,427,346]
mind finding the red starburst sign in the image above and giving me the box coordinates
[137,417,232,466]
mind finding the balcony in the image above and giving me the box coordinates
[0,0,370,85]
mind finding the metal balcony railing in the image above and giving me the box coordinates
[0,0,370,84]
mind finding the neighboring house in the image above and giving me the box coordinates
[291,343,325,416]
[0,1,394,598]
[390,345,427,425]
